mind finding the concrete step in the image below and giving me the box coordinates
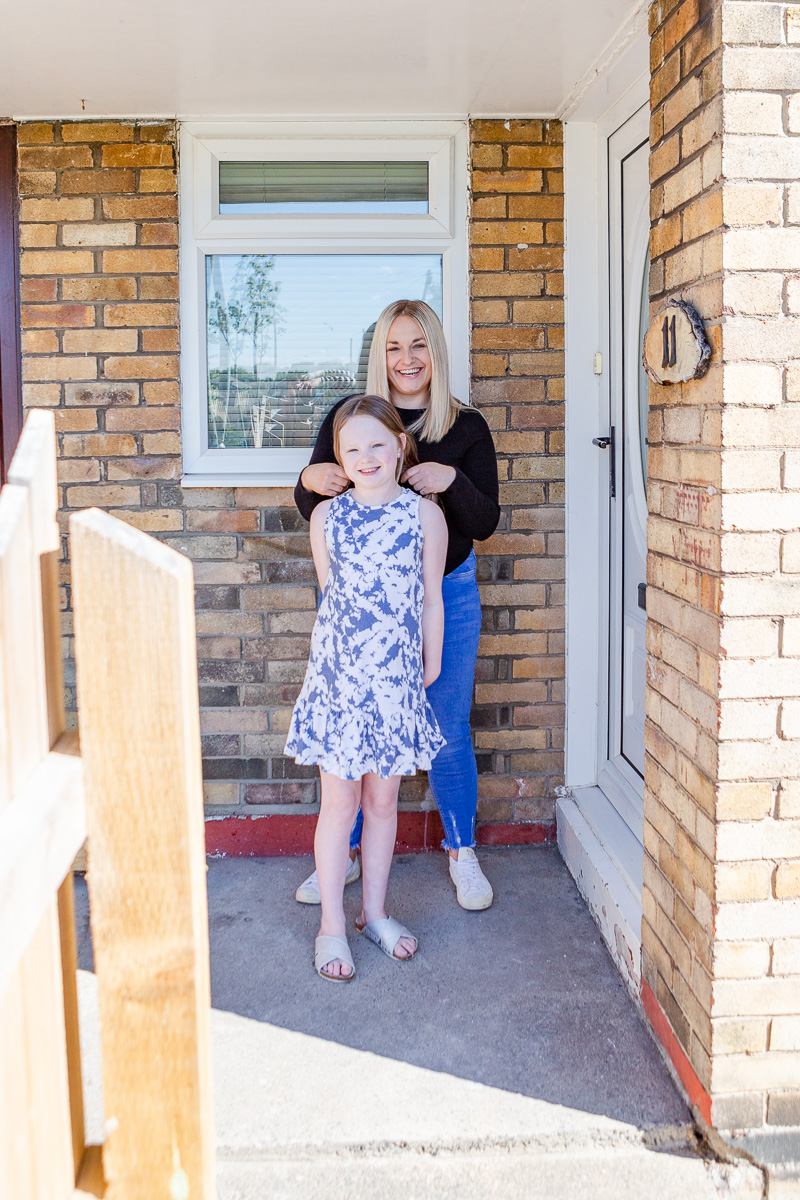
[210,1006,764,1199]
[216,1148,764,1200]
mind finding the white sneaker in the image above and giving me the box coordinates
[448,847,494,911]
[295,855,361,905]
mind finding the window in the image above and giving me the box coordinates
[180,123,468,485]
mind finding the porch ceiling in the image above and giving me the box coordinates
[3,0,643,120]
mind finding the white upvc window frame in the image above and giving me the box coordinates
[179,121,469,487]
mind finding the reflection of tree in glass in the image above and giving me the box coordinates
[207,256,284,447]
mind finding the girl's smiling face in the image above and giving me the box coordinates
[385,314,433,408]
[338,414,406,496]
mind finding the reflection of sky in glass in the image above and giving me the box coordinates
[206,254,442,374]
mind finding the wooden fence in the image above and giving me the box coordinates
[0,410,215,1199]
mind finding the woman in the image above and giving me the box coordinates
[293,299,500,910]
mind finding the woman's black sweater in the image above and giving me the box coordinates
[294,401,500,576]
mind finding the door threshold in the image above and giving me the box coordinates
[557,787,642,997]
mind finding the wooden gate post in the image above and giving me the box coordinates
[70,509,215,1200]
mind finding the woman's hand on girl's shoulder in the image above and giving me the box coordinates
[402,462,456,496]
[301,461,350,497]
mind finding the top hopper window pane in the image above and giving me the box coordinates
[219,160,429,214]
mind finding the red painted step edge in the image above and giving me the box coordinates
[641,979,712,1126]
[205,813,556,858]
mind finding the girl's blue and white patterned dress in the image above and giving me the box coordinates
[284,488,445,780]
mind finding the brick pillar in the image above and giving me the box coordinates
[469,119,565,833]
[645,0,800,1133]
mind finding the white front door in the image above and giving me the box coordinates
[598,104,650,842]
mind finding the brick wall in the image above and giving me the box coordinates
[469,119,566,829]
[17,119,181,718]
[645,0,800,1131]
[19,117,563,842]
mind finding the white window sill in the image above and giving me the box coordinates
[180,473,300,488]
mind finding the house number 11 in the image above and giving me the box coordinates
[661,314,677,369]
[643,298,711,385]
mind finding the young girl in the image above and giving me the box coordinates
[284,394,448,982]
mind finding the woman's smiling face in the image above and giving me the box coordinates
[385,314,432,407]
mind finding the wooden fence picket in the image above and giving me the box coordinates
[70,508,215,1200]
[0,410,216,1199]
[0,410,76,1197]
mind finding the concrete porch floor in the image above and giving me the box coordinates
[74,846,765,1198]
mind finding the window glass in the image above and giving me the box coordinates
[219,161,429,214]
[205,254,442,449]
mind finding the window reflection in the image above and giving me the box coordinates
[205,254,443,450]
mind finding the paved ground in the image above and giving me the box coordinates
[74,846,766,1198]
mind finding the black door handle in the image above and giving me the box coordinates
[592,428,616,497]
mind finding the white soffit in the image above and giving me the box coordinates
[5,0,643,119]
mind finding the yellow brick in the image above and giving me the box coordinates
[104,355,179,380]
[142,432,181,454]
[22,383,60,407]
[472,299,508,323]
[20,250,94,275]
[102,196,178,220]
[716,861,772,903]
[62,329,138,354]
[142,328,179,352]
[775,861,800,899]
[471,144,503,169]
[64,484,140,507]
[19,224,57,248]
[107,509,184,532]
[22,329,59,353]
[22,357,96,381]
[53,410,98,432]
[19,197,95,222]
[472,170,544,194]
[103,303,178,327]
[62,223,137,247]
[102,249,177,274]
[57,460,101,484]
[683,190,723,242]
[62,122,135,142]
[61,433,138,457]
[471,221,543,245]
[19,171,56,195]
[663,75,702,136]
[19,145,93,170]
[17,123,54,144]
[512,299,564,323]
[101,144,174,168]
[505,145,561,168]
[139,170,177,193]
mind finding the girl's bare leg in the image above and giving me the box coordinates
[316,770,361,978]
[359,773,416,960]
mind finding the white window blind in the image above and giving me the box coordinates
[219,160,429,213]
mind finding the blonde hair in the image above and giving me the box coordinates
[332,394,419,481]
[366,300,464,443]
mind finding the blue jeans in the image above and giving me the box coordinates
[349,550,482,851]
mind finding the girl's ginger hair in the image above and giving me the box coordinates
[332,394,419,482]
[366,299,464,444]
